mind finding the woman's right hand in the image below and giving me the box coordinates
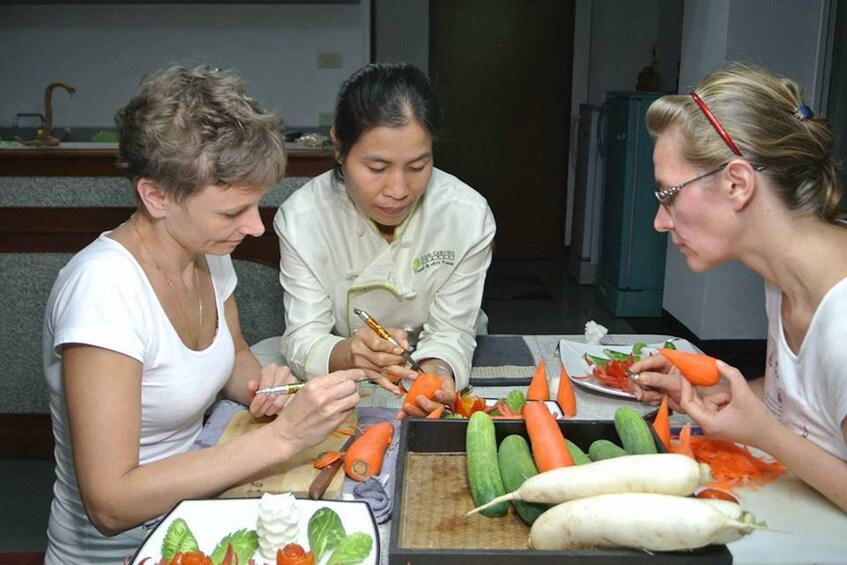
[344,327,417,394]
[271,369,364,453]
[628,353,687,410]
[630,353,731,413]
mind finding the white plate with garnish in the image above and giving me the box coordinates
[558,338,699,399]
[130,497,378,565]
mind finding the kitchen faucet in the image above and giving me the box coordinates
[15,81,76,147]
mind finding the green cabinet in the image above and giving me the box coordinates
[596,91,667,317]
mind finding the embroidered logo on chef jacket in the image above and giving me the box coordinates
[412,250,455,273]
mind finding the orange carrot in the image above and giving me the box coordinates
[313,450,343,469]
[689,435,786,491]
[426,405,445,419]
[527,360,550,401]
[652,395,671,451]
[402,373,443,409]
[523,400,574,472]
[556,363,577,417]
[672,423,695,458]
[659,348,720,386]
[344,421,394,481]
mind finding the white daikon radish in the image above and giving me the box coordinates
[696,498,754,544]
[468,453,710,516]
[529,492,762,551]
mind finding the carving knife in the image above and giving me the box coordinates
[308,433,356,500]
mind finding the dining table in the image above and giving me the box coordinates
[208,333,847,565]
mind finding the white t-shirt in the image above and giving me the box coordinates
[763,278,847,460]
[43,234,237,564]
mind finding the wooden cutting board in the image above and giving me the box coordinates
[216,410,357,500]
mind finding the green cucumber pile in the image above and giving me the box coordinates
[464,406,662,525]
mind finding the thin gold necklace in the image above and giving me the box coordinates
[130,214,203,347]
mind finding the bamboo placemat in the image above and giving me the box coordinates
[396,452,531,549]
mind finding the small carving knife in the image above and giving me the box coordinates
[308,433,357,500]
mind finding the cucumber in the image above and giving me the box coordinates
[497,435,550,525]
[566,439,592,465]
[588,439,628,460]
[614,406,658,454]
[466,411,508,517]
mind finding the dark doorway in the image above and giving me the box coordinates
[430,0,575,258]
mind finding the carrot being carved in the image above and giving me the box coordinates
[659,348,720,386]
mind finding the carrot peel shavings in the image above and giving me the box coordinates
[689,435,786,491]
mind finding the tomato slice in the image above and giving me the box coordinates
[277,543,316,565]
[168,551,212,565]
[696,488,739,503]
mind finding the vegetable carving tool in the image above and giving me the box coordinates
[256,382,305,396]
[353,308,425,373]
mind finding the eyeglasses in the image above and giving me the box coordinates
[654,163,728,205]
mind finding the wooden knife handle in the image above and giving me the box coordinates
[308,458,344,500]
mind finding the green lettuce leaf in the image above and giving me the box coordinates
[327,532,374,564]
[504,389,526,415]
[631,341,649,360]
[210,528,258,565]
[161,518,199,562]
[307,507,346,560]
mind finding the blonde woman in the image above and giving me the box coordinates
[630,63,847,512]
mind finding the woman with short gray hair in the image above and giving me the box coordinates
[44,65,363,562]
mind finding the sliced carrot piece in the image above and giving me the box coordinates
[313,450,344,469]
[527,360,550,401]
[426,405,445,419]
[556,363,577,417]
[672,423,695,458]
[652,395,671,451]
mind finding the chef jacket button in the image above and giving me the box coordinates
[345,270,358,279]
[405,291,418,299]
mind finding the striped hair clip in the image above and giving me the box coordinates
[795,104,814,120]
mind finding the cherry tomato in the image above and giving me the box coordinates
[696,488,739,503]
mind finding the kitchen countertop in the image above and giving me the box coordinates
[0,140,334,177]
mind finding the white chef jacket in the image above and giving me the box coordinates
[273,168,496,389]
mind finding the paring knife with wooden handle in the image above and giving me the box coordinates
[308,433,357,500]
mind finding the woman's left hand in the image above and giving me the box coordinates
[396,366,456,419]
[679,360,777,448]
[246,363,299,418]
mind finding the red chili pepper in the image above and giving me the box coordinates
[451,392,487,417]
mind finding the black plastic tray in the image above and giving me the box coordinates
[388,418,732,564]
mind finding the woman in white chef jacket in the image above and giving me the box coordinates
[274,63,496,417]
